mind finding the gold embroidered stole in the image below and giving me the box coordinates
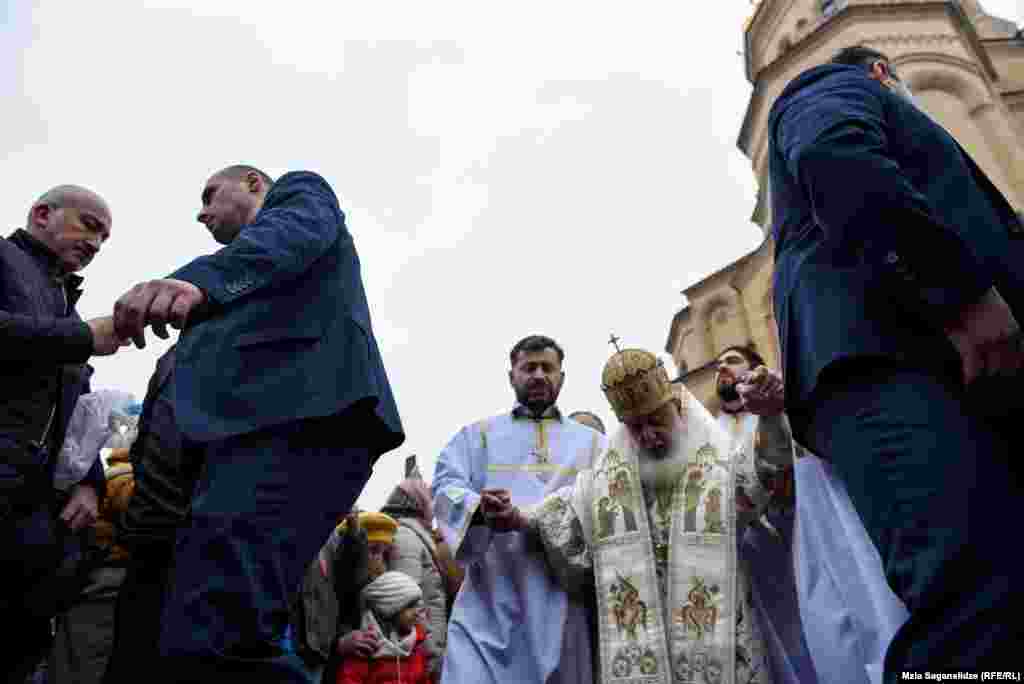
[590,422,738,684]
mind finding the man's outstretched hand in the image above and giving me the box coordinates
[114,279,205,348]
[736,366,785,417]
[86,316,129,356]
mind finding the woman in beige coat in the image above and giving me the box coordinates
[380,479,450,682]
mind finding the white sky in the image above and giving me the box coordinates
[3,0,1020,511]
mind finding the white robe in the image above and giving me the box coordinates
[792,451,908,684]
[432,408,605,684]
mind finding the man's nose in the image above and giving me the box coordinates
[84,235,102,251]
[197,209,210,225]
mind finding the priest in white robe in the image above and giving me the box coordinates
[483,346,784,684]
[432,335,606,684]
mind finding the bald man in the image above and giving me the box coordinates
[1,184,124,683]
[114,166,403,683]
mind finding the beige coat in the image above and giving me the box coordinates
[390,518,448,675]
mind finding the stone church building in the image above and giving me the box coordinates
[666,0,1023,411]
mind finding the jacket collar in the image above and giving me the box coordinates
[8,229,85,299]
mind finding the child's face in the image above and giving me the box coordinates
[396,599,424,634]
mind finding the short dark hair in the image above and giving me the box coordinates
[830,45,891,71]
[217,164,275,187]
[568,411,606,433]
[509,335,565,366]
[717,344,766,370]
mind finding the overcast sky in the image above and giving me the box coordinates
[3,0,1019,511]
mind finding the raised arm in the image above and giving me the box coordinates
[171,172,349,306]
[0,308,93,363]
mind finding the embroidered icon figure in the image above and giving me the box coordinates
[609,469,639,532]
[597,496,618,540]
[675,577,719,641]
[683,467,705,532]
[610,572,649,641]
[703,486,725,534]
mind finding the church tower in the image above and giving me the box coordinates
[666,0,1023,412]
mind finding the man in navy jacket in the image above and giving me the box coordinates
[1,184,124,683]
[113,165,404,682]
[768,46,1023,678]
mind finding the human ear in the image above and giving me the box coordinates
[246,172,262,194]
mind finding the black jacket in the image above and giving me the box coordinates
[0,229,104,496]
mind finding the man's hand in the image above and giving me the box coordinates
[60,483,99,531]
[336,629,380,658]
[480,488,526,533]
[736,366,785,417]
[946,288,1024,385]
[113,279,206,349]
[86,316,128,356]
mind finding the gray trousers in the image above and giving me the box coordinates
[49,568,125,684]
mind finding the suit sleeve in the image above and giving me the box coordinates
[170,172,350,307]
[773,73,992,329]
[0,310,92,363]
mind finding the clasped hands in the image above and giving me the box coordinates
[478,488,528,533]
[87,279,207,355]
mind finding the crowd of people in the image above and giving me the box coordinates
[2,43,1023,684]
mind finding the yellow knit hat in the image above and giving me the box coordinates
[337,511,398,545]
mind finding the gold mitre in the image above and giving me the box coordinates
[601,347,675,421]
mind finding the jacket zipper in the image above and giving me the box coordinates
[34,283,68,449]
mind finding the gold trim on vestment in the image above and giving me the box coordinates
[486,463,580,476]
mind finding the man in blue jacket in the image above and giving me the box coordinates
[768,46,1024,678]
[113,165,404,682]
[1,184,125,683]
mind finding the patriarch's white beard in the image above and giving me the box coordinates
[637,437,688,492]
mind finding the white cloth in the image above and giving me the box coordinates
[362,571,423,619]
[432,409,605,684]
[793,452,908,684]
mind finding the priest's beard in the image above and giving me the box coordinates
[637,436,688,494]
[717,382,740,403]
[514,380,558,417]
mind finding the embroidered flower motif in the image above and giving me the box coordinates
[640,648,659,674]
[612,652,632,677]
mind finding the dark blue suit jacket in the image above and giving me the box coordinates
[767,65,1024,439]
[171,172,404,458]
